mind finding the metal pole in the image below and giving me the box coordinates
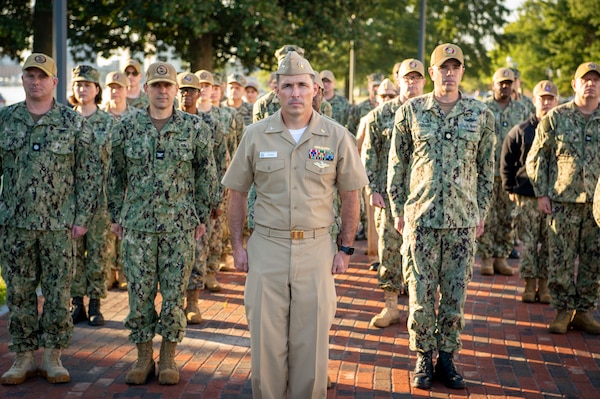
[53,0,67,105]
[418,0,426,63]
[349,40,355,104]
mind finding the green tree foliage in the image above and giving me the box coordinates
[0,0,33,59]
[493,0,600,96]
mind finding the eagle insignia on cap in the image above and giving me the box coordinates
[503,70,511,77]
[200,72,208,79]
[34,55,46,64]
[112,73,121,81]
[156,65,168,75]
[444,46,455,55]
[590,63,598,70]
[409,60,418,68]
[183,75,192,82]
[544,83,552,91]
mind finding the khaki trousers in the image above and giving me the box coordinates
[245,230,337,399]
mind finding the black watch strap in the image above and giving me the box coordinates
[338,245,355,255]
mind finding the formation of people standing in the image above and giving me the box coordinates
[0,43,599,399]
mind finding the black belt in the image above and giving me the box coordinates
[254,225,330,240]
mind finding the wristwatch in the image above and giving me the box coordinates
[338,245,355,255]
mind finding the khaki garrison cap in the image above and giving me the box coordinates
[23,53,57,77]
[105,71,129,88]
[430,43,464,67]
[177,72,201,90]
[72,65,100,84]
[574,62,600,80]
[195,70,214,85]
[276,51,315,77]
[398,58,425,77]
[493,67,515,83]
[124,59,142,74]
[533,80,558,98]
[146,62,177,85]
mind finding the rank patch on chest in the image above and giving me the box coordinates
[308,148,334,161]
[156,150,165,159]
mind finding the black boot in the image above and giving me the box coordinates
[88,298,105,326]
[435,351,466,389]
[71,297,87,324]
[412,350,433,389]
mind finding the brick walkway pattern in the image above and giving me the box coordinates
[1,240,599,398]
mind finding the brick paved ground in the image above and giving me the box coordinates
[1,239,599,398]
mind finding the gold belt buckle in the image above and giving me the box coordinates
[290,230,304,239]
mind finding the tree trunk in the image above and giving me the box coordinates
[190,34,213,72]
[32,1,53,55]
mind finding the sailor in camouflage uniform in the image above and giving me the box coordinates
[124,59,150,110]
[362,59,426,329]
[346,72,384,135]
[108,62,218,385]
[321,70,350,126]
[68,65,114,328]
[388,44,495,390]
[0,54,102,385]
[500,80,559,304]
[527,62,600,335]
[478,68,530,276]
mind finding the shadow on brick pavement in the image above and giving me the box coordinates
[1,239,600,398]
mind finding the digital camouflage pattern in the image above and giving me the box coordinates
[126,92,150,110]
[527,101,600,311]
[253,89,332,123]
[387,93,496,228]
[327,94,350,126]
[122,228,195,343]
[0,101,102,352]
[71,109,115,299]
[403,225,475,352]
[512,195,548,279]
[346,99,376,135]
[362,97,404,291]
[108,109,218,230]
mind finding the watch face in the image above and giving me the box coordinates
[340,246,354,255]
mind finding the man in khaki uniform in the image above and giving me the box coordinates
[223,51,368,399]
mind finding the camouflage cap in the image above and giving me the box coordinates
[212,72,224,86]
[177,72,201,90]
[493,67,515,83]
[195,70,214,85]
[574,62,600,80]
[377,78,398,95]
[105,71,129,88]
[124,59,142,74]
[320,70,335,82]
[146,62,177,85]
[274,44,305,61]
[430,43,464,67]
[72,65,100,84]
[367,73,385,85]
[276,51,316,77]
[23,53,57,77]
[398,58,425,77]
[533,80,558,98]
[227,73,247,87]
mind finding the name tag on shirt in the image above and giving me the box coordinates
[260,151,277,158]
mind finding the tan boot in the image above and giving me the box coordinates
[537,279,551,304]
[327,374,333,389]
[219,254,236,271]
[39,348,70,383]
[158,340,179,385]
[548,309,574,334]
[205,272,222,292]
[493,258,514,276]
[521,278,537,303]
[117,270,128,291]
[480,258,494,275]
[571,310,600,334]
[185,289,203,324]
[0,351,37,385]
[125,341,155,384]
[370,291,401,328]
[107,268,117,289]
